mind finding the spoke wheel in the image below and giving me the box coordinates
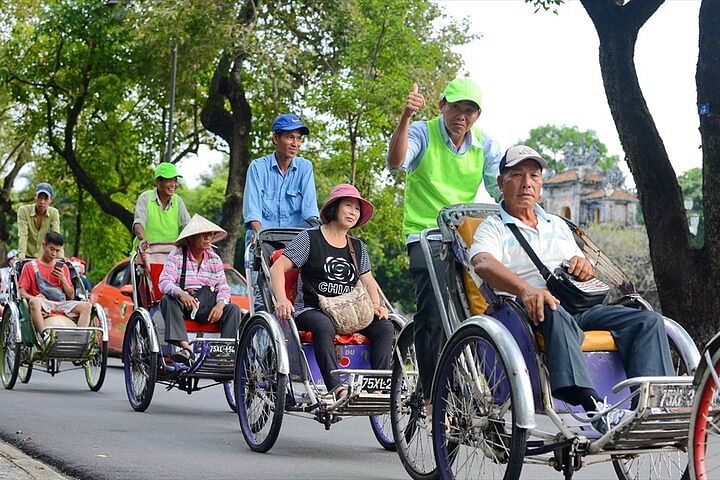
[235,316,286,452]
[432,325,526,480]
[1,309,20,390]
[224,381,237,412]
[85,310,108,391]
[19,348,33,384]
[370,414,396,451]
[689,350,720,480]
[391,325,437,479]
[123,313,157,411]
[612,341,690,480]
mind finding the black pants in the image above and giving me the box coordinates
[162,295,241,343]
[295,309,394,390]
[408,240,447,399]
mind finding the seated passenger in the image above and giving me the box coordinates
[18,232,91,340]
[270,183,394,394]
[159,214,241,364]
[469,145,673,433]
[0,249,18,304]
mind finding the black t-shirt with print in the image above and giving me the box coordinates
[283,227,371,309]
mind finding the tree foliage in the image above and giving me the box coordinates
[521,124,620,179]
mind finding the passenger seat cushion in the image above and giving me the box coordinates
[269,249,299,303]
[457,217,488,315]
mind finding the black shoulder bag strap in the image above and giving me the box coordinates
[506,223,552,281]
[179,246,188,291]
[346,235,361,277]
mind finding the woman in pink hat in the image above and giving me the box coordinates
[269,183,394,394]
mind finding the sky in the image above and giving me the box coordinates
[179,0,703,192]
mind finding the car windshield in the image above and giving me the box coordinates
[224,268,248,296]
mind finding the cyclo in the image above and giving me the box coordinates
[391,203,701,480]
[688,330,720,479]
[0,259,109,391]
[233,228,405,452]
[122,243,239,412]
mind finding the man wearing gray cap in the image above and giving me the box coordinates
[16,183,63,259]
[469,145,673,435]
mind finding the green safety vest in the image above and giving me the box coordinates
[133,190,182,248]
[402,116,485,236]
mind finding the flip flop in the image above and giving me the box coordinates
[172,348,194,365]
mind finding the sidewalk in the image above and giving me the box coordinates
[0,439,71,480]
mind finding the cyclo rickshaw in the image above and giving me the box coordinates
[0,259,109,391]
[688,330,720,479]
[233,228,405,452]
[122,243,240,412]
[390,203,701,480]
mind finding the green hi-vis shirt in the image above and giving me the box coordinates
[132,190,183,249]
[402,116,485,236]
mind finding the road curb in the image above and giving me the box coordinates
[0,439,73,480]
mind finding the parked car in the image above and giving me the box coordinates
[91,258,250,357]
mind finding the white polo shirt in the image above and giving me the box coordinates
[468,202,584,291]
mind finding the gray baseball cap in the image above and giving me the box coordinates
[499,145,547,173]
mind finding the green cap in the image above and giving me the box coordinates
[154,162,182,179]
[442,77,482,109]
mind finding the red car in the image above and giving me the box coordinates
[91,258,250,357]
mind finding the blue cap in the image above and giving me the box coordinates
[6,249,17,260]
[35,183,54,198]
[271,113,309,135]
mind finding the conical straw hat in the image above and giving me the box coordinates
[175,214,227,246]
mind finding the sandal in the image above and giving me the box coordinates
[172,348,194,365]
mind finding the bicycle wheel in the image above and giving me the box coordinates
[612,341,690,480]
[432,324,526,480]
[19,360,32,384]
[390,324,437,479]
[0,309,20,390]
[689,348,720,480]
[224,381,237,412]
[85,310,108,392]
[235,315,286,452]
[123,312,157,411]
[370,414,396,451]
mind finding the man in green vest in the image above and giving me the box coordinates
[133,162,191,250]
[386,77,502,425]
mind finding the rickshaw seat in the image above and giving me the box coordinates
[457,216,489,315]
[270,249,370,345]
[183,319,222,333]
[456,217,618,352]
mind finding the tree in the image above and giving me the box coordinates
[529,0,720,342]
[521,124,620,176]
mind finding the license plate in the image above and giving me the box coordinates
[208,342,236,359]
[360,375,391,392]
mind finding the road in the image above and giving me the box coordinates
[0,360,668,480]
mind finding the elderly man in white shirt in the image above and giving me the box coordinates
[469,145,673,434]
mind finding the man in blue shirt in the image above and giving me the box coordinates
[243,113,319,244]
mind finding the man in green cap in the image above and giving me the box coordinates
[133,162,191,250]
[386,77,502,424]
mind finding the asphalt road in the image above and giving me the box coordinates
[0,359,679,480]
[0,359,407,480]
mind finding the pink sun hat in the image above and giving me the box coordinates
[320,183,374,228]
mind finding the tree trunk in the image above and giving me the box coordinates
[201,51,253,264]
[74,186,83,257]
[581,0,719,341]
[0,146,26,261]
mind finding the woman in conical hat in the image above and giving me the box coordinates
[269,183,394,395]
[158,214,240,364]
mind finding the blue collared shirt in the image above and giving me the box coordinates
[243,153,319,234]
